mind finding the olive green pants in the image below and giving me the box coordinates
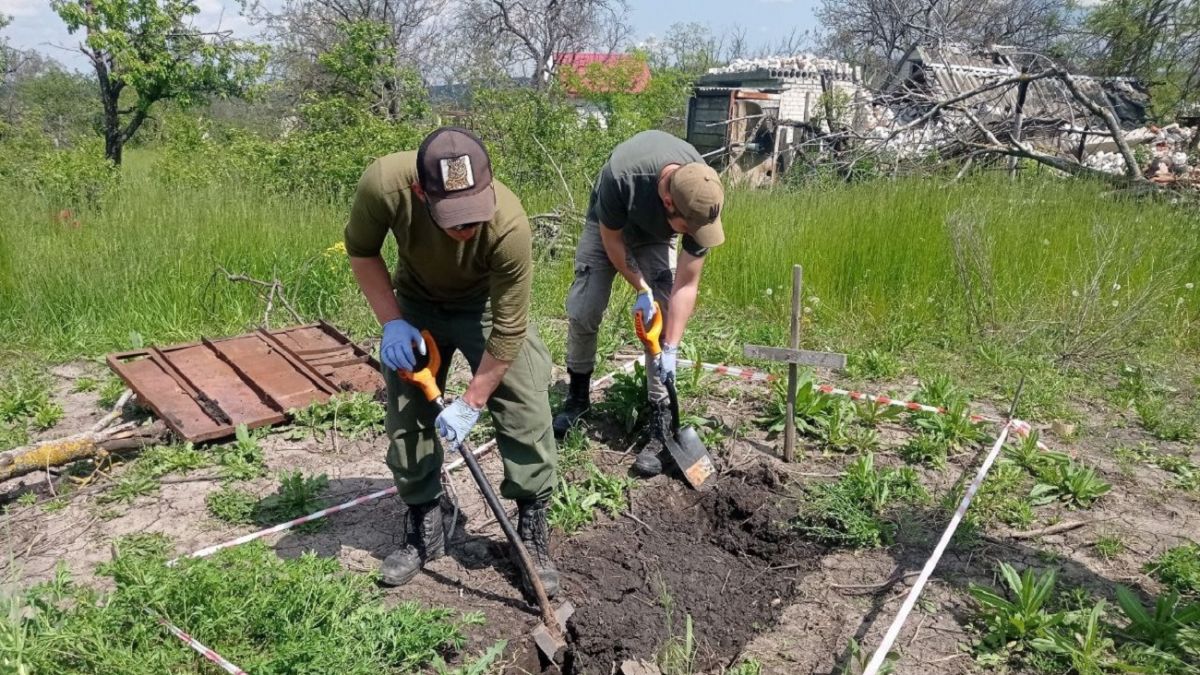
[383,299,558,505]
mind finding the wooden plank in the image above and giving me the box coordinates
[743,344,847,370]
[785,265,802,463]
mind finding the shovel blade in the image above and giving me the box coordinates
[532,601,575,661]
[666,426,716,489]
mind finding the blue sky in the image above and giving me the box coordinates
[2,0,821,71]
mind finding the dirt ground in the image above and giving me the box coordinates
[2,356,1198,674]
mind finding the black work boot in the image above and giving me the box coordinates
[552,369,592,440]
[517,498,560,598]
[380,499,445,586]
[631,400,671,477]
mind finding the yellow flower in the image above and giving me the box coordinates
[324,241,347,257]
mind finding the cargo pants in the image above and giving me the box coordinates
[565,221,677,405]
[383,297,557,505]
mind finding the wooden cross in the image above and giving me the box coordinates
[743,265,847,462]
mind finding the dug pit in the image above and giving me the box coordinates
[555,464,819,673]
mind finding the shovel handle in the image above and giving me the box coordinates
[397,330,443,403]
[400,341,563,640]
[634,302,664,356]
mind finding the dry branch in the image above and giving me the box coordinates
[0,391,169,482]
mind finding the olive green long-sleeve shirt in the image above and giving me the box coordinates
[344,151,533,362]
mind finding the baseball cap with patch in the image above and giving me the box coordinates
[669,162,725,248]
[417,127,497,229]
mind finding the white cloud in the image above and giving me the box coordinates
[0,0,42,17]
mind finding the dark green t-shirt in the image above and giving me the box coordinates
[588,130,710,257]
[343,151,533,362]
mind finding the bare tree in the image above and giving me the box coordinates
[245,0,447,108]
[459,0,631,88]
[816,0,1072,82]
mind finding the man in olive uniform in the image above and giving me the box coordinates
[345,127,559,596]
[553,130,725,476]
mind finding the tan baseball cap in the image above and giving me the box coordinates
[417,127,497,229]
[669,163,725,248]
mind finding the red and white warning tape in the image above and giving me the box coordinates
[146,609,247,675]
[678,359,775,383]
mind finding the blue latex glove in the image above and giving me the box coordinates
[632,290,656,324]
[435,398,482,451]
[657,342,679,385]
[380,319,426,372]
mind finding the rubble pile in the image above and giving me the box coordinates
[1082,124,1195,182]
[708,54,857,78]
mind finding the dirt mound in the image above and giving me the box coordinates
[557,465,819,673]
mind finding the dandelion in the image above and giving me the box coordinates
[324,241,347,257]
[1187,283,1195,290]
[1112,300,1120,308]
[765,288,773,297]
[1112,283,1121,291]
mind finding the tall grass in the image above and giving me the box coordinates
[1,156,1198,363]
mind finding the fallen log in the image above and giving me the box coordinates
[0,391,170,482]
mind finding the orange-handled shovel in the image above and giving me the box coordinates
[634,305,716,489]
[398,331,573,661]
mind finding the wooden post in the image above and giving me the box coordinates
[1008,74,1030,178]
[785,264,803,462]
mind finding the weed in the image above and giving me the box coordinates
[839,637,896,674]
[1115,586,1200,655]
[656,579,697,675]
[286,392,385,440]
[1093,535,1126,561]
[914,373,966,408]
[0,423,28,452]
[41,497,68,513]
[909,399,987,449]
[599,363,648,433]
[430,640,507,675]
[1152,454,1200,492]
[6,540,477,672]
[15,493,36,507]
[549,464,629,534]
[135,443,210,478]
[846,349,901,381]
[1003,431,1069,475]
[794,453,927,548]
[557,425,591,473]
[98,472,158,504]
[0,370,51,424]
[215,424,267,481]
[959,461,1032,532]
[30,403,63,430]
[814,400,858,452]
[755,373,834,436]
[899,432,950,468]
[1146,544,1200,596]
[71,376,99,393]
[205,485,259,525]
[96,376,127,409]
[1136,396,1198,441]
[1030,461,1112,509]
[970,563,1063,654]
[1030,600,1117,675]
[726,658,763,675]
[257,471,329,530]
[854,398,903,426]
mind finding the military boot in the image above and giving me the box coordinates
[631,399,672,477]
[552,369,592,440]
[516,498,559,598]
[380,499,444,586]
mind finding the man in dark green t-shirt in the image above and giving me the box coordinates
[345,127,559,596]
[553,130,725,477]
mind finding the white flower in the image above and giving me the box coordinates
[1112,283,1121,291]
[1072,290,1080,298]
[926,297,935,303]
[1112,300,1120,308]
[803,306,813,314]
[1178,297,1186,305]
[1042,239,1050,246]
[811,296,821,305]
[1187,283,1195,290]
[765,288,773,296]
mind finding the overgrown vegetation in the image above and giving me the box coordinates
[286,393,386,441]
[1,538,480,673]
[793,453,928,548]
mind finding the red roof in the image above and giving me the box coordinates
[553,52,650,95]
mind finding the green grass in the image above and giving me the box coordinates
[1146,544,1200,597]
[2,539,481,673]
[793,452,928,548]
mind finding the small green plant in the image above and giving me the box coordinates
[256,471,329,529]
[72,376,100,393]
[815,399,857,452]
[216,424,267,481]
[899,432,950,468]
[1030,600,1116,675]
[1136,396,1198,442]
[839,637,896,674]
[549,463,630,534]
[31,402,64,430]
[1115,586,1200,655]
[1146,544,1200,596]
[430,640,508,675]
[794,453,927,548]
[755,373,835,436]
[99,472,159,504]
[557,425,591,473]
[914,373,965,408]
[0,423,28,452]
[96,377,127,409]
[970,563,1064,654]
[854,398,903,426]
[205,485,259,525]
[1030,461,1112,509]
[1093,535,1126,561]
[16,492,37,507]
[1003,431,1069,475]
[135,443,210,478]
[599,363,649,433]
[727,658,763,675]
[655,578,697,675]
[846,349,902,380]
[909,399,987,449]
[287,392,385,440]
[0,370,52,423]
